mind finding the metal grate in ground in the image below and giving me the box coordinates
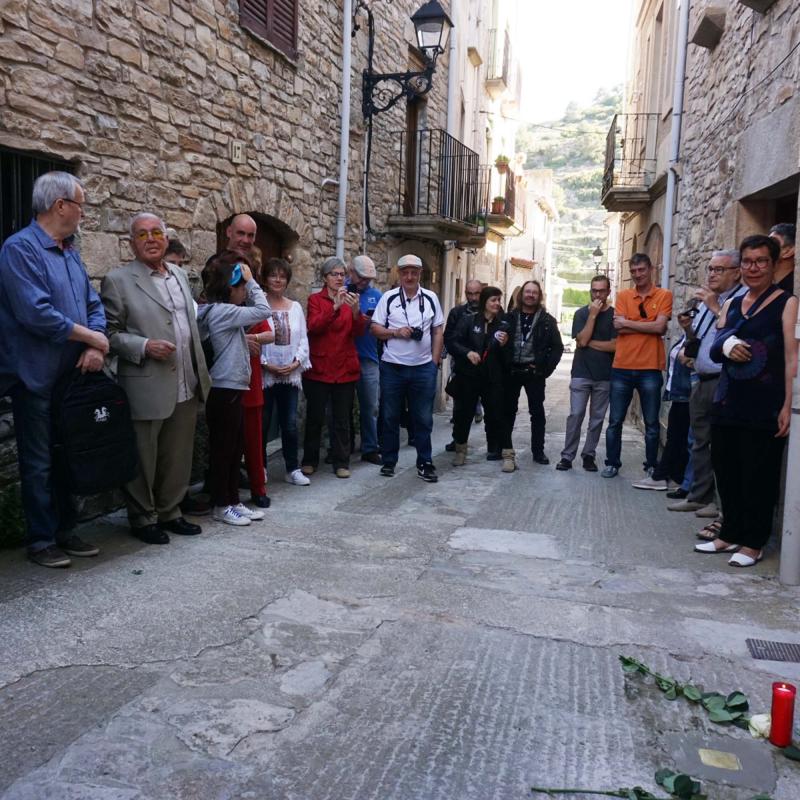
[746,638,800,663]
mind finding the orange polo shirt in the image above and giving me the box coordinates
[612,286,673,371]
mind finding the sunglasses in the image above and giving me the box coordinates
[134,229,165,241]
[638,302,648,319]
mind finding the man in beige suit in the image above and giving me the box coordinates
[101,213,211,544]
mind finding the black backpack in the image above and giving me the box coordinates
[51,369,139,495]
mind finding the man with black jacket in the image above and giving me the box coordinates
[443,280,482,452]
[505,280,564,464]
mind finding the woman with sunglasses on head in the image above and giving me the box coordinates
[694,234,799,567]
[301,257,367,478]
[448,286,514,472]
[198,251,271,527]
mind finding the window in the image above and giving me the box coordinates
[0,148,75,246]
[240,0,298,60]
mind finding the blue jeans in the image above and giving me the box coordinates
[379,361,437,466]
[681,427,695,492]
[357,359,380,454]
[10,385,76,552]
[263,383,300,472]
[604,368,663,470]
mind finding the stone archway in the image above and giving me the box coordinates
[644,222,664,276]
[189,177,317,300]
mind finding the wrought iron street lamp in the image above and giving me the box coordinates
[358,0,453,119]
[592,245,603,271]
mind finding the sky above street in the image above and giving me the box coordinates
[518,0,633,121]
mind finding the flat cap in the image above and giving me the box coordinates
[397,254,423,269]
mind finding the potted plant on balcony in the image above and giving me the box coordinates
[495,154,510,174]
[491,195,506,215]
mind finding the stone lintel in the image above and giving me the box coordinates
[690,7,726,50]
[737,0,779,12]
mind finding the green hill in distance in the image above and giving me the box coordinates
[516,87,621,283]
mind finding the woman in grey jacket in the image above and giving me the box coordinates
[198,251,271,526]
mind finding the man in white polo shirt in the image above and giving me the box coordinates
[371,254,444,482]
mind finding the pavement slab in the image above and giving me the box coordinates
[1,358,799,799]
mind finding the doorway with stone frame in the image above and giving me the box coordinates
[216,212,297,280]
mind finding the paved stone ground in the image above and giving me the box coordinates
[2,357,800,799]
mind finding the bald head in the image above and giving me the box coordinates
[465,279,481,309]
[226,214,257,255]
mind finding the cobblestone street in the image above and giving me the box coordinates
[1,357,799,799]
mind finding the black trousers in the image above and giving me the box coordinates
[505,371,546,455]
[652,400,690,483]
[302,378,355,469]
[452,375,511,450]
[206,387,244,507]
[711,424,786,549]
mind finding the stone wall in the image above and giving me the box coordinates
[674,0,800,307]
[0,0,451,489]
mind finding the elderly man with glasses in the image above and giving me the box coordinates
[0,172,108,567]
[667,249,746,520]
[602,252,673,479]
[101,213,210,545]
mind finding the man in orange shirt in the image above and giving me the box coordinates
[601,253,673,479]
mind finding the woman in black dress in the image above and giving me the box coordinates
[694,234,798,567]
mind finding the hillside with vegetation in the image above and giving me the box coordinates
[516,87,621,283]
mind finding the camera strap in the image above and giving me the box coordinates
[398,289,425,329]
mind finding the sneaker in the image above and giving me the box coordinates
[695,502,719,518]
[631,474,669,490]
[601,466,619,478]
[555,458,572,471]
[667,498,706,512]
[58,535,100,557]
[417,462,438,483]
[666,487,689,499]
[285,469,311,486]
[213,505,251,526]
[380,463,395,477]
[582,455,598,472]
[361,451,382,464]
[233,503,265,521]
[28,545,71,568]
[335,467,351,479]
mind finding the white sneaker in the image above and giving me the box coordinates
[233,502,265,521]
[285,469,310,486]
[631,474,669,490]
[213,505,251,526]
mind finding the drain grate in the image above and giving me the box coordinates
[746,638,800,663]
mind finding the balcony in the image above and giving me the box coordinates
[386,129,490,247]
[487,166,525,236]
[600,113,659,212]
[485,28,510,100]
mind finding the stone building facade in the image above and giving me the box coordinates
[603,0,799,308]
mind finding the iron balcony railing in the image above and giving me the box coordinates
[396,128,490,233]
[602,113,659,198]
[486,27,510,84]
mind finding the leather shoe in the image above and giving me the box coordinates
[532,453,550,465]
[555,458,572,471]
[158,517,202,536]
[250,495,272,508]
[133,525,170,545]
[666,487,688,499]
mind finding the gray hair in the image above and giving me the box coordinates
[711,249,740,267]
[130,212,167,238]
[31,171,83,215]
[320,256,346,276]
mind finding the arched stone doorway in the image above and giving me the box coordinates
[644,223,664,280]
[216,212,298,274]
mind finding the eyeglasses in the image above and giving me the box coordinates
[327,271,346,278]
[133,229,165,241]
[707,265,738,274]
[638,301,648,319]
[740,256,772,270]
[60,197,84,210]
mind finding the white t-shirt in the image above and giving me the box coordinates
[372,286,444,366]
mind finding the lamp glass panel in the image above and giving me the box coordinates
[416,21,443,51]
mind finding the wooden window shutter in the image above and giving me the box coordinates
[240,0,298,60]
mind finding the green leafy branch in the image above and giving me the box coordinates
[619,655,750,729]
[531,769,773,800]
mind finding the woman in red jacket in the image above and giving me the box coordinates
[301,257,367,478]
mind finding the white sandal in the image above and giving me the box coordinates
[728,551,763,568]
[694,541,739,554]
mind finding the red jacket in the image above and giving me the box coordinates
[304,289,366,383]
[242,320,271,407]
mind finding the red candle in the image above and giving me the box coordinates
[770,682,796,747]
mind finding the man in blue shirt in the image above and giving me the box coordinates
[348,255,383,463]
[0,172,109,567]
